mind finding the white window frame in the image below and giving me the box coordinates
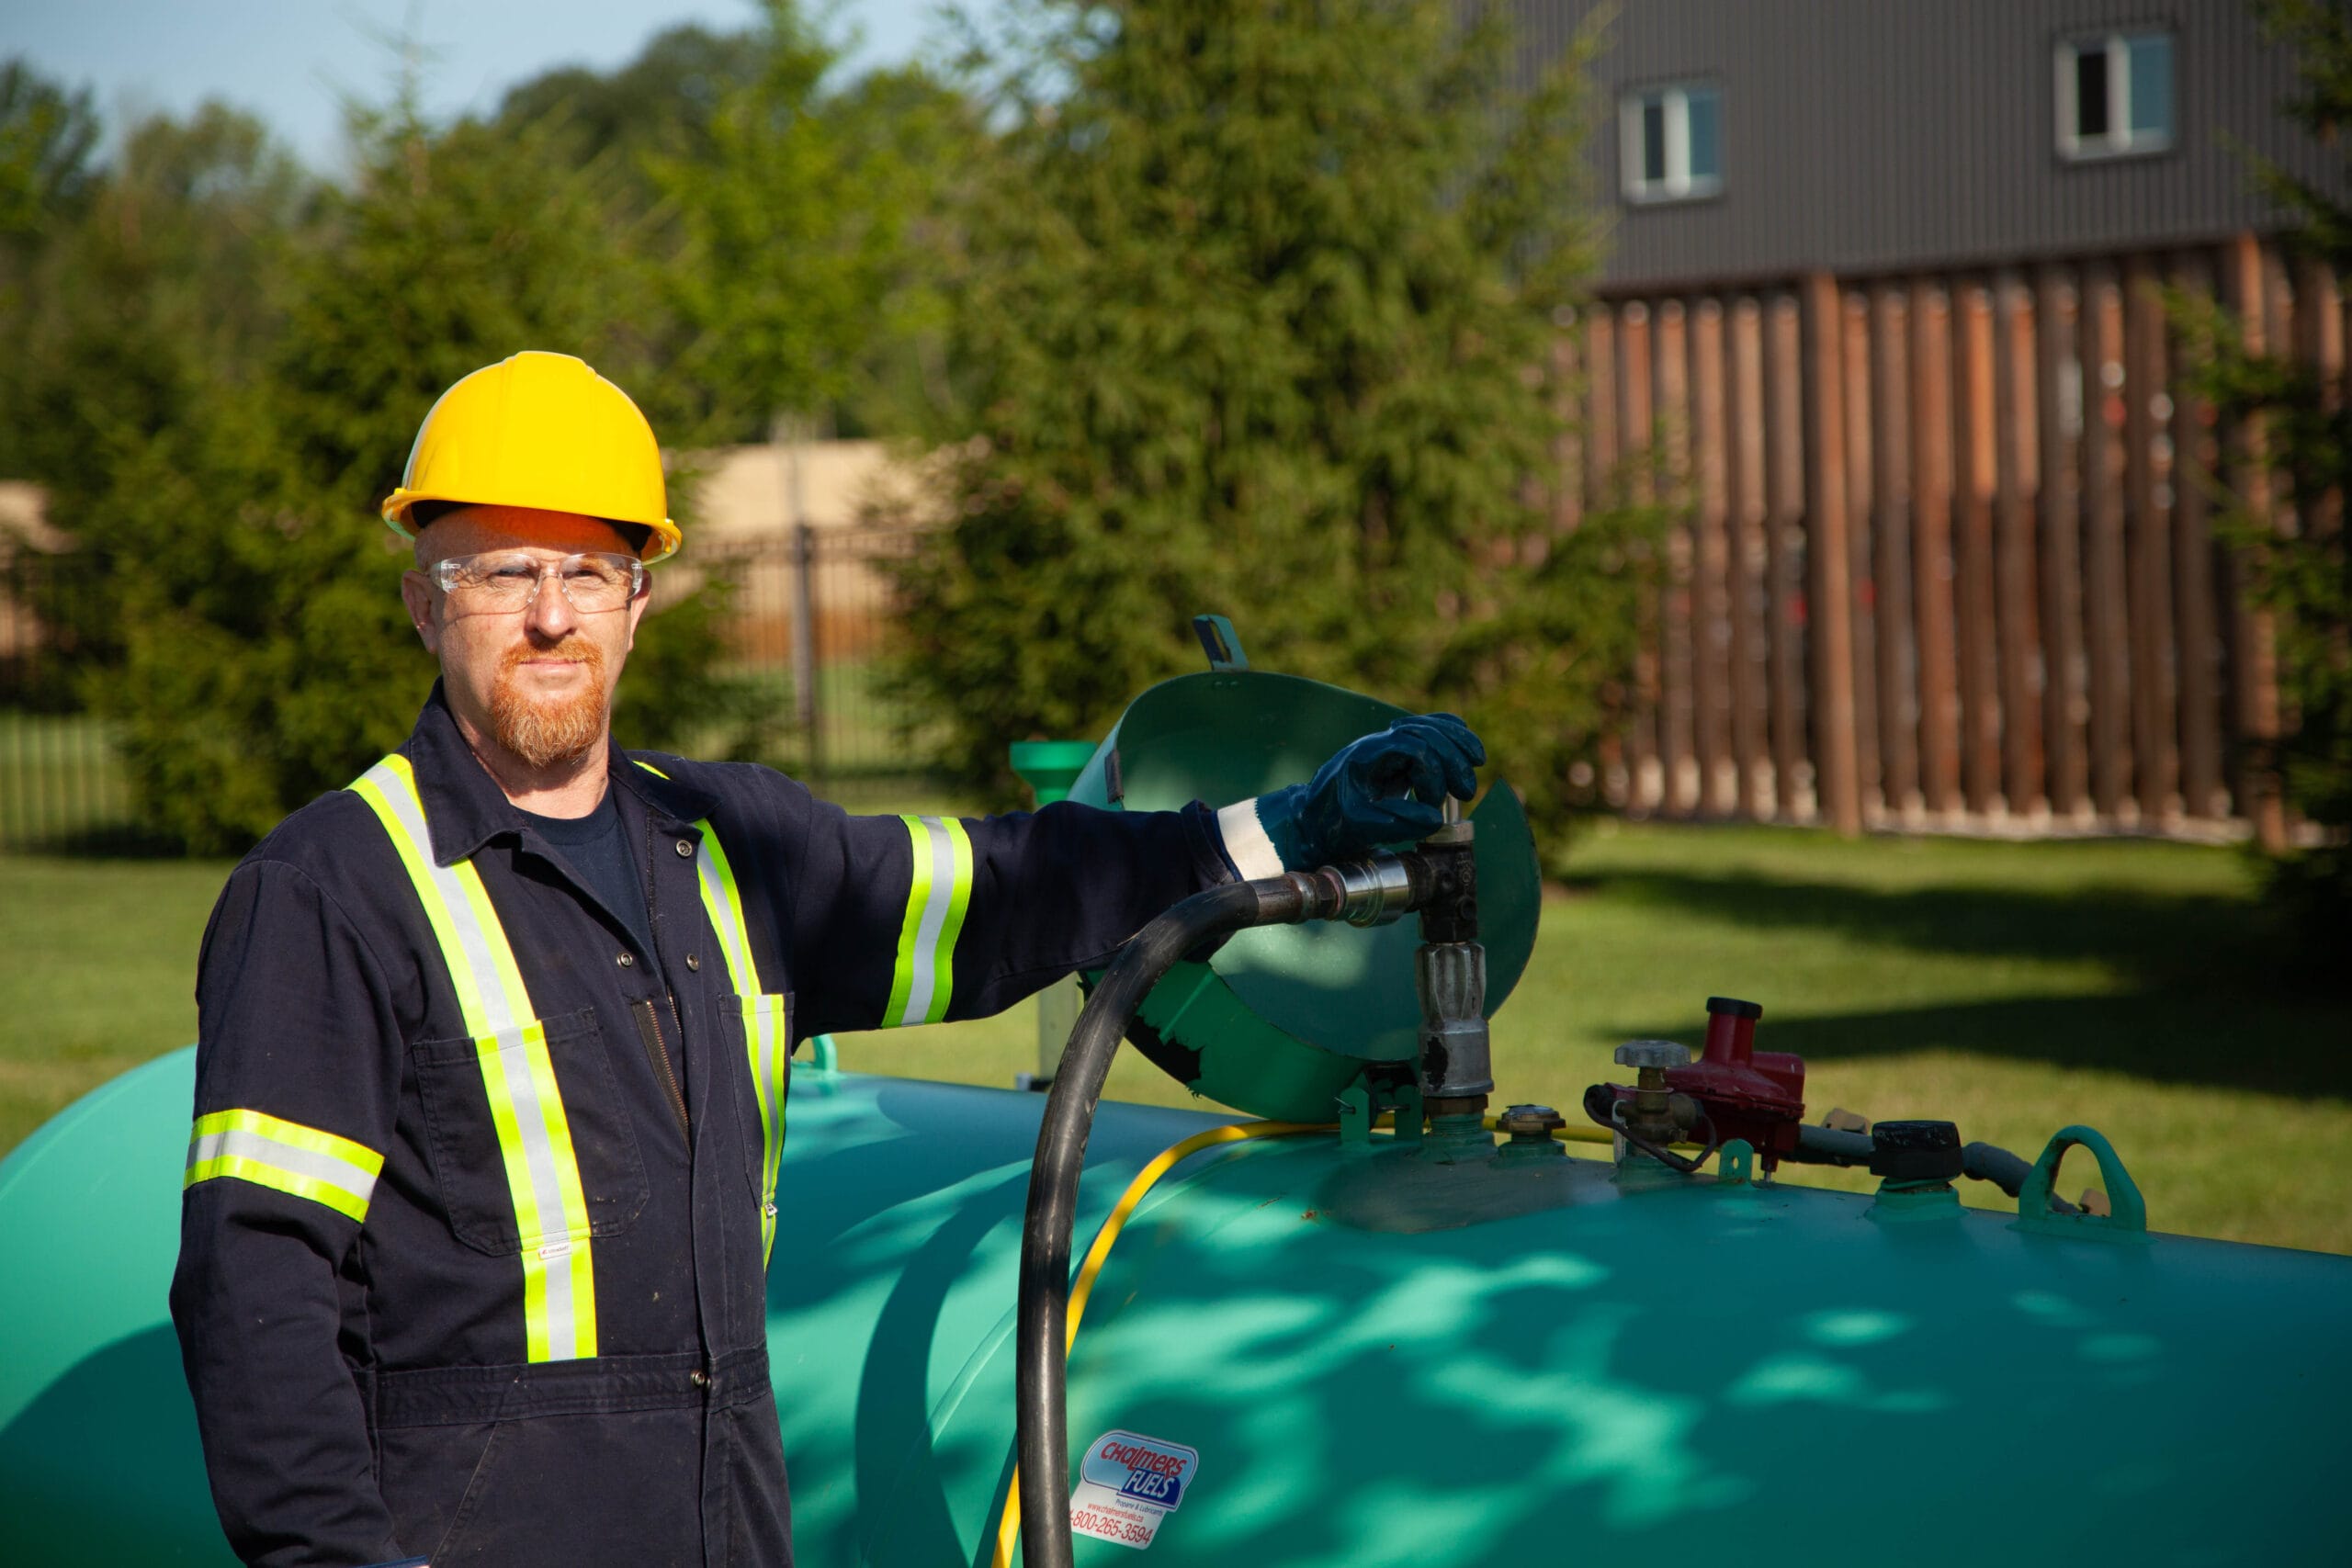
[1620,83,1722,205]
[2054,30,2174,161]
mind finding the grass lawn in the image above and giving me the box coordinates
[0,853,229,1153]
[7,819,2346,1253]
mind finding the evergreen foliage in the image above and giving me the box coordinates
[0,64,112,490]
[0,61,98,245]
[2174,0,2352,981]
[649,2,972,444]
[3,79,739,851]
[0,0,971,851]
[489,22,762,186]
[883,0,1658,841]
[5,99,313,719]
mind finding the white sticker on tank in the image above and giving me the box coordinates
[1069,1429,1199,1551]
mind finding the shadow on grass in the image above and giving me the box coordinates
[1622,990,2352,1100]
[1598,867,2351,1100]
[1596,867,2290,992]
[25,822,190,859]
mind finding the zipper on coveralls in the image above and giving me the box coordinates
[631,996,690,1137]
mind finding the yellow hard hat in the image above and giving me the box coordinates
[379,351,683,563]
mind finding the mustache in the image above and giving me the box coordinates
[500,635,606,677]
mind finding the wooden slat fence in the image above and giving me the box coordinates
[1566,231,2330,842]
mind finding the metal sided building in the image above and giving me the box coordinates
[1518,0,2344,841]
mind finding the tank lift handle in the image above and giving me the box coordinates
[2013,1126,2148,1243]
[1193,613,1250,671]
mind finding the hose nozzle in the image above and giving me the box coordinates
[1329,854,1419,927]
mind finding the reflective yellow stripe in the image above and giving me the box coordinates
[351,755,597,1361]
[185,1108,384,1223]
[351,758,491,1026]
[692,820,788,1265]
[741,995,786,1264]
[884,816,975,1027]
[639,764,793,1262]
[695,827,760,990]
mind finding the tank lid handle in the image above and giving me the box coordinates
[1193,613,1250,671]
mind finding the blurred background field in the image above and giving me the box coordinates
[10,818,2345,1255]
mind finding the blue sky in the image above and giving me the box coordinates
[1,1,989,175]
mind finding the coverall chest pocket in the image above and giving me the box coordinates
[413,1007,650,1257]
[722,993,792,1224]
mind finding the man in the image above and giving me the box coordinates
[171,351,1482,1567]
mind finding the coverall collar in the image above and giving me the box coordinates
[403,681,717,866]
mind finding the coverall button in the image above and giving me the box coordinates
[616,952,634,968]
[690,1369,710,1387]
[686,953,700,971]
[675,839,694,858]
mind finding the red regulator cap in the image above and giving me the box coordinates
[1667,996,1806,1158]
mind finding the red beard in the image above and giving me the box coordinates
[487,637,610,770]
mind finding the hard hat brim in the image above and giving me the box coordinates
[381,489,683,565]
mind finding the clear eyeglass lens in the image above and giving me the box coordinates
[437,552,642,611]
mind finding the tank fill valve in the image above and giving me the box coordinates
[1613,1040,1693,1146]
[1412,800,1491,1163]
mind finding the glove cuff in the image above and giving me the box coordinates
[1215,786,1308,879]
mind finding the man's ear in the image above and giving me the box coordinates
[622,576,650,654]
[400,571,440,654]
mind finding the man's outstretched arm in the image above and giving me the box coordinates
[789,714,1485,1036]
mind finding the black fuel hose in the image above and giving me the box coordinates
[1015,874,1336,1568]
[1790,1123,1876,1166]
[1788,1125,2077,1215]
[1964,1140,2079,1214]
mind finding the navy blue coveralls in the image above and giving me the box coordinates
[170,687,1235,1567]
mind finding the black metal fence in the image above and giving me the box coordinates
[0,524,940,852]
[664,524,943,802]
[1,548,132,852]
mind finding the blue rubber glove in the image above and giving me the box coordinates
[1216,714,1486,878]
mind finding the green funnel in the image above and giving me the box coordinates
[1008,740,1098,807]
[1067,619,1540,1122]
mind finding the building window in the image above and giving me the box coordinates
[2056,30,2174,159]
[1621,84,1722,203]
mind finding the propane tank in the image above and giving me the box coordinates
[9,1047,2349,1566]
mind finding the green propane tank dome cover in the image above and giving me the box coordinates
[1067,664,1541,1122]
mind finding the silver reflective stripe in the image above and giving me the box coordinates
[499,1033,575,1256]
[899,818,960,1025]
[356,759,525,1036]
[688,825,787,1260]
[495,1026,578,1279]
[351,754,597,1361]
[188,1126,379,1208]
[694,858,755,986]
